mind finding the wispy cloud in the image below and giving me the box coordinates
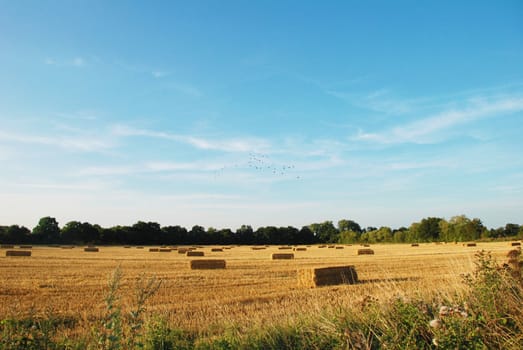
[44,56,87,67]
[353,95,523,144]
[327,88,418,115]
[152,70,170,78]
[112,125,271,153]
[0,130,112,152]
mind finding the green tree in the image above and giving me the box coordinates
[32,216,60,243]
[338,219,362,234]
[309,221,338,243]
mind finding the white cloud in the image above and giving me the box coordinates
[353,95,523,144]
[44,56,86,67]
[0,130,112,152]
[112,125,271,153]
[152,70,170,78]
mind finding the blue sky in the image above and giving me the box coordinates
[1,1,522,230]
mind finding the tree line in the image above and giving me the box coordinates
[0,215,522,245]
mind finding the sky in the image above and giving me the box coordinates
[1,1,522,230]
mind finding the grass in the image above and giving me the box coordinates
[0,243,521,348]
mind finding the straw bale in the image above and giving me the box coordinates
[278,246,293,250]
[1,244,14,249]
[136,246,144,249]
[211,248,223,252]
[19,245,32,249]
[362,244,370,247]
[124,246,131,248]
[189,259,226,269]
[318,245,326,248]
[159,248,171,252]
[6,250,31,257]
[178,248,188,254]
[327,245,335,248]
[335,246,344,249]
[271,253,294,260]
[357,248,374,255]
[298,265,358,288]
[507,249,521,259]
[411,243,419,247]
[149,248,159,252]
[84,247,99,252]
[251,247,266,250]
[466,243,477,247]
[61,246,74,249]
[186,251,204,257]
[295,247,307,251]
[511,242,521,246]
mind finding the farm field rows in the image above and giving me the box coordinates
[0,242,518,335]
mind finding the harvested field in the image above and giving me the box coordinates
[0,242,515,336]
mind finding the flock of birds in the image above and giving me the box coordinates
[213,152,301,180]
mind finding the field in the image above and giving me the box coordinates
[0,241,518,340]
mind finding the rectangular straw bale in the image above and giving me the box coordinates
[272,253,294,260]
[411,243,419,247]
[124,246,131,248]
[61,246,74,249]
[318,245,326,248]
[19,245,32,249]
[466,243,477,247]
[189,259,226,269]
[362,244,370,247]
[178,248,188,254]
[511,242,521,246]
[211,248,223,252]
[159,248,171,252]
[6,250,31,257]
[84,247,99,252]
[298,265,358,288]
[295,247,307,251]
[335,246,344,249]
[136,246,144,249]
[357,248,374,255]
[327,245,335,248]
[278,246,293,250]
[1,244,14,249]
[186,251,204,257]
[149,248,159,252]
[251,247,266,250]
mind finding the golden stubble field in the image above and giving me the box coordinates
[0,242,518,334]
